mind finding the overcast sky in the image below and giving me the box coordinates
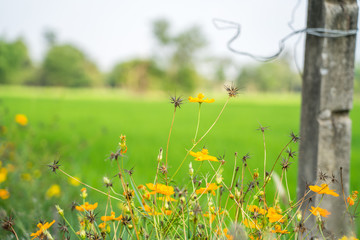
[0,0,358,72]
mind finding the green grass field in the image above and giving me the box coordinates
[1,86,360,237]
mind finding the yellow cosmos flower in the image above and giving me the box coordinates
[158,196,177,202]
[189,93,215,103]
[267,207,285,223]
[0,167,8,183]
[248,205,266,215]
[0,189,10,199]
[309,184,339,197]
[196,183,221,196]
[30,220,55,239]
[190,148,218,162]
[101,211,122,221]
[347,191,358,206]
[242,218,261,229]
[15,114,28,126]
[339,236,359,240]
[309,206,331,217]
[142,204,162,216]
[75,202,98,212]
[69,177,81,186]
[271,224,289,234]
[46,184,61,198]
[146,183,174,196]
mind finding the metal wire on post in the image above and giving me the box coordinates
[213,18,358,62]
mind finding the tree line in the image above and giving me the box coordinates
[2,19,344,93]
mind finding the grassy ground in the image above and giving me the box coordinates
[1,86,360,237]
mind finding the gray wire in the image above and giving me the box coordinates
[213,18,358,62]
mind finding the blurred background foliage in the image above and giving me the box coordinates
[0,18,330,93]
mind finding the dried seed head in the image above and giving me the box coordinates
[224,84,239,97]
[170,95,184,109]
[290,131,300,143]
[48,160,60,173]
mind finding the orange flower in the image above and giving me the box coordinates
[267,207,285,223]
[248,205,266,215]
[242,218,261,229]
[216,228,233,240]
[146,183,174,196]
[347,197,355,206]
[98,222,107,229]
[75,202,98,212]
[189,93,215,103]
[119,134,127,154]
[15,114,28,126]
[101,211,122,221]
[30,220,55,239]
[196,183,221,196]
[190,148,218,162]
[142,204,162,216]
[203,209,224,223]
[271,224,289,234]
[347,191,358,206]
[309,184,339,197]
[309,206,330,217]
[158,196,177,202]
[0,189,10,199]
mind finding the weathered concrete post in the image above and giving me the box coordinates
[297,0,358,238]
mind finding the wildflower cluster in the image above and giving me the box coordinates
[1,86,358,239]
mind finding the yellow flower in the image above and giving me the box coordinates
[0,189,10,199]
[347,191,358,206]
[15,114,28,126]
[188,93,215,103]
[158,196,177,202]
[267,207,285,223]
[146,183,174,196]
[190,148,218,162]
[30,220,55,239]
[142,204,162,216]
[75,202,98,212]
[309,206,331,217]
[101,211,123,221]
[242,218,261,229]
[271,224,289,234]
[309,184,339,197]
[203,209,224,223]
[46,184,61,198]
[196,183,221,196]
[248,205,266,215]
[339,236,359,240]
[0,167,8,183]
[69,177,81,186]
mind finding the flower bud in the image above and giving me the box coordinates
[157,148,163,162]
[80,188,87,199]
[296,211,302,222]
[235,188,241,199]
[216,173,223,185]
[79,230,86,239]
[55,205,64,217]
[189,162,194,176]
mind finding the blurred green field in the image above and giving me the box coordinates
[1,86,360,237]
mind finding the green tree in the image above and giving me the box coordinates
[39,44,102,87]
[152,19,207,92]
[0,38,33,84]
[108,59,165,91]
[236,58,301,92]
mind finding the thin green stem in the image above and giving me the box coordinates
[59,169,122,201]
[193,104,202,142]
[171,97,230,180]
